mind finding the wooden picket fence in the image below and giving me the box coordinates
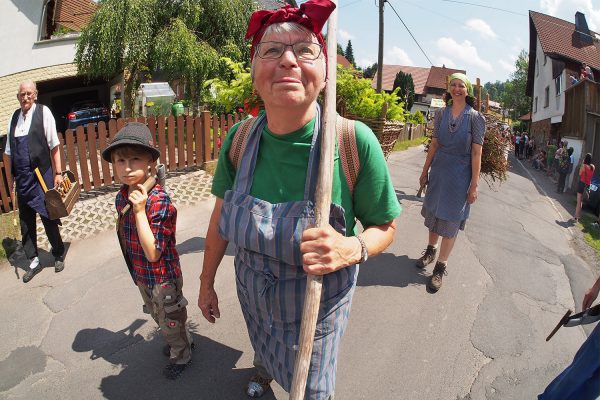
[0,112,425,214]
[0,111,244,213]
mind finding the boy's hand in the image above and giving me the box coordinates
[129,184,148,214]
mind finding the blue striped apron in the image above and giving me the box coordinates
[219,108,357,399]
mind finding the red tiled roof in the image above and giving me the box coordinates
[425,66,467,90]
[519,112,532,121]
[54,0,98,32]
[337,54,352,69]
[530,11,600,71]
[371,65,430,94]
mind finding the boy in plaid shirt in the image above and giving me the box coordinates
[102,122,192,379]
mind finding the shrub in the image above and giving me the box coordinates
[337,66,404,121]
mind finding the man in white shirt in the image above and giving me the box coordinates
[5,81,65,283]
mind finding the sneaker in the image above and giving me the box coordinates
[428,262,447,292]
[416,245,437,268]
[22,266,42,283]
[246,374,272,398]
[54,256,65,273]
[163,360,191,380]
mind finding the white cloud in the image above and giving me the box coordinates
[357,57,376,68]
[465,19,497,39]
[499,59,515,72]
[436,56,457,69]
[540,0,600,31]
[436,37,493,72]
[383,46,413,65]
[338,29,354,42]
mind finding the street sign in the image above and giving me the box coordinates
[430,98,445,108]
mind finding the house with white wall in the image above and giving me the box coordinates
[0,0,109,135]
[526,11,600,144]
[526,10,600,190]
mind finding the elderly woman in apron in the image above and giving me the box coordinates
[197,1,401,399]
[417,73,485,292]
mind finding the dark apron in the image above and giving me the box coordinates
[13,135,52,219]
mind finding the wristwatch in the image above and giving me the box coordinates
[55,171,62,176]
[356,234,368,264]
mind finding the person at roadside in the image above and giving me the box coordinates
[557,147,573,193]
[416,73,485,292]
[532,150,547,171]
[574,153,595,222]
[4,81,65,283]
[196,1,401,398]
[538,275,600,399]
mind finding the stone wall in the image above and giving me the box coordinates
[0,63,78,132]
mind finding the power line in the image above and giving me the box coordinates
[397,0,516,48]
[386,0,434,65]
[439,0,526,16]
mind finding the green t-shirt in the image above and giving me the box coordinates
[211,114,402,234]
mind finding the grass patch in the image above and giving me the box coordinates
[579,214,600,255]
[393,137,428,152]
[0,211,20,260]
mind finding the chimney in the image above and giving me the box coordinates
[575,12,593,45]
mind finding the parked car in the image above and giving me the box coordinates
[584,175,600,215]
[65,100,110,131]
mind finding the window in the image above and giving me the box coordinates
[555,75,563,94]
[544,55,547,65]
[536,59,539,76]
[534,96,538,113]
[544,86,549,107]
[39,0,56,40]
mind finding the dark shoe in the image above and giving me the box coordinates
[23,267,42,283]
[416,245,437,268]
[163,360,191,380]
[428,262,447,292]
[54,256,65,273]
[163,342,195,357]
[246,374,273,398]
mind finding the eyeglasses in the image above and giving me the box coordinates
[255,41,323,61]
[18,91,36,98]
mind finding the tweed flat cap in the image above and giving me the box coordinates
[101,122,160,162]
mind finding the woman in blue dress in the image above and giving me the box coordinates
[416,73,485,292]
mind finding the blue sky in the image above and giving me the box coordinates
[328,0,600,85]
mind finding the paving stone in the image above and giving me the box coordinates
[36,168,213,250]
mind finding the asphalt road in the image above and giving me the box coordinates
[0,145,596,400]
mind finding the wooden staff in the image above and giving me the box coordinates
[290,1,338,398]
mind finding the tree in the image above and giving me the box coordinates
[75,0,254,116]
[345,40,355,67]
[501,49,530,120]
[75,0,158,117]
[362,62,378,79]
[393,71,415,111]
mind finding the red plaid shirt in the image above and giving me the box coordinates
[116,184,181,287]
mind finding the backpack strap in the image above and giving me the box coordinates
[228,114,361,194]
[337,115,360,194]
[228,117,256,169]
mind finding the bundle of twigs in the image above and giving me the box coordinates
[480,114,510,184]
[423,112,510,186]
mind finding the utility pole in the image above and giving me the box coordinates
[376,0,384,93]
